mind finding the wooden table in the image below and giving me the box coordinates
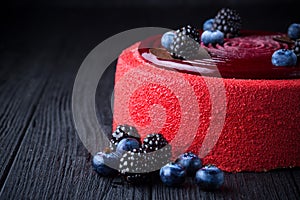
[0,6,299,199]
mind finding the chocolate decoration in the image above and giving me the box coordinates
[273,36,294,44]
[149,48,174,60]
[149,47,211,61]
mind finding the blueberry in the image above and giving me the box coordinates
[288,23,300,40]
[201,30,224,45]
[271,49,297,66]
[92,152,119,176]
[195,165,224,190]
[211,30,225,44]
[160,163,186,186]
[201,30,212,46]
[161,31,175,50]
[203,18,215,31]
[116,138,140,154]
[175,152,202,176]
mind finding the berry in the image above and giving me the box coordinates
[110,125,140,149]
[213,8,241,38]
[288,23,300,40]
[119,148,149,184]
[144,149,172,171]
[293,39,300,56]
[142,133,172,169]
[201,30,224,45]
[160,163,186,186]
[92,151,119,176]
[175,152,202,176]
[169,25,200,60]
[142,133,168,152]
[203,18,215,31]
[271,49,297,66]
[116,138,140,154]
[161,31,176,51]
[195,165,224,190]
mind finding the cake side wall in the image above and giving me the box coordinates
[113,44,300,172]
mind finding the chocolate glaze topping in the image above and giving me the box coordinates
[138,31,300,80]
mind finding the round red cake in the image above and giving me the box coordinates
[113,31,300,172]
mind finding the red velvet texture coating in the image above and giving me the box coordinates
[113,43,300,172]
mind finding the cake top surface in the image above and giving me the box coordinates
[138,31,300,80]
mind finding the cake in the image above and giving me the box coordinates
[112,29,300,172]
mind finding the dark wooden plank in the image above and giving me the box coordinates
[232,171,300,200]
[0,27,152,200]
[0,66,152,200]
[151,170,300,200]
[0,8,77,192]
[291,169,300,195]
[96,61,116,136]
[0,34,64,188]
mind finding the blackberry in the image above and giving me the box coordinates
[142,133,172,168]
[110,125,141,149]
[170,25,200,60]
[293,39,300,56]
[119,148,149,184]
[213,8,241,38]
[142,133,168,152]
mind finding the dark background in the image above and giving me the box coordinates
[1,0,300,65]
[3,0,300,7]
[2,0,300,32]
